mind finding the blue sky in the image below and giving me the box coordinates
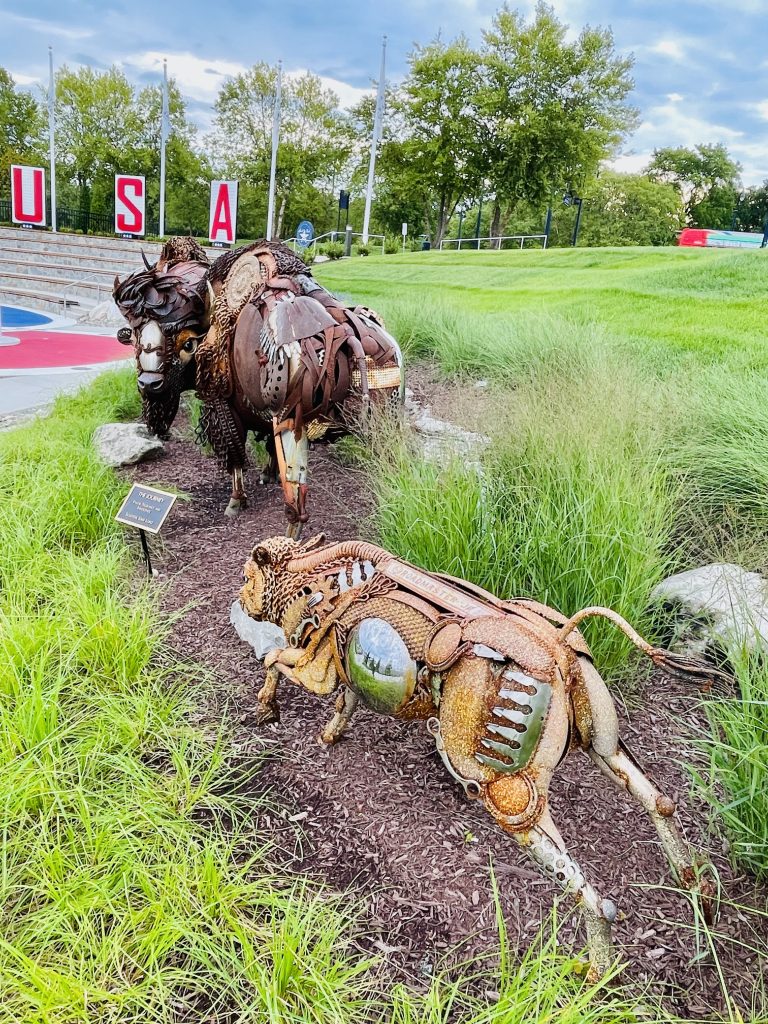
[2,0,767,184]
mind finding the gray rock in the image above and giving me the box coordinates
[93,422,164,467]
[650,563,768,655]
[230,600,287,659]
[411,404,490,468]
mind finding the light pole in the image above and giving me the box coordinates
[563,191,583,247]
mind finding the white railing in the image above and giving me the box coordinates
[283,231,386,255]
[438,234,548,251]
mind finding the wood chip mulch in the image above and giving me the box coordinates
[126,415,768,1021]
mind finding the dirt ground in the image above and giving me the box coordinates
[126,400,768,1021]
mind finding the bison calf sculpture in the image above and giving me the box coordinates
[238,534,722,979]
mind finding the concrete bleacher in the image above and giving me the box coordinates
[0,227,216,319]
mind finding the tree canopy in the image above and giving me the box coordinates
[646,143,742,229]
[0,3,753,247]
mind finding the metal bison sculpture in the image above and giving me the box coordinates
[113,237,403,535]
[237,533,724,980]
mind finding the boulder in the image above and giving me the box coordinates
[650,563,768,655]
[93,423,164,467]
[404,389,490,468]
[230,600,287,659]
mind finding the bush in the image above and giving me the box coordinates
[355,243,370,257]
[321,241,345,260]
[385,237,400,254]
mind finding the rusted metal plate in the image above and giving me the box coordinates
[380,559,499,619]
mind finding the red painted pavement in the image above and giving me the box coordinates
[0,330,132,370]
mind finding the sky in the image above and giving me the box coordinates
[2,0,768,185]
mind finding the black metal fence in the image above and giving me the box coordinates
[0,200,205,239]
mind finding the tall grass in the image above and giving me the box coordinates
[0,371,374,1022]
[688,650,768,880]
[0,369,659,1020]
[371,334,677,675]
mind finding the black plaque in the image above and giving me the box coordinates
[115,484,177,535]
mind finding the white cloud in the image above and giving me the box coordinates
[123,52,248,103]
[651,38,686,61]
[285,69,373,110]
[667,93,684,103]
[8,70,40,86]
[5,12,95,41]
[123,52,373,112]
[753,100,768,121]
[610,152,652,175]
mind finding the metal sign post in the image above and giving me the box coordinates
[115,484,177,578]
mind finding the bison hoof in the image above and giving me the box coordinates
[254,700,280,726]
[225,497,246,517]
[285,521,303,540]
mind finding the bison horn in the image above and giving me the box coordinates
[206,281,216,309]
[113,274,121,291]
[141,249,152,271]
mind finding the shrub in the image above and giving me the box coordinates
[322,241,345,260]
[385,237,400,254]
[356,243,370,257]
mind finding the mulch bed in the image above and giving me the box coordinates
[126,411,768,1020]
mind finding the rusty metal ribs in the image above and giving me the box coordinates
[236,533,724,981]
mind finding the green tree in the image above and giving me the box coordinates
[734,182,768,232]
[646,143,742,228]
[568,171,685,247]
[0,67,44,202]
[388,38,484,246]
[50,65,144,215]
[479,2,638,242]
[135,80,212,235]
[210,64,352,239]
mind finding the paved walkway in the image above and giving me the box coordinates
[0,304,132,420]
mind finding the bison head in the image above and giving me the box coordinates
[113,237,211,435]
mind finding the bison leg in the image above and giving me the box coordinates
[274,424,309,539]
[516,806,617,980]
[587,743,717,922]
[254,665,280,724]
[320,687,359,746]
[260,432,279,486]
[577,657,716,923]
[225,465,247,517]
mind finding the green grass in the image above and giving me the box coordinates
[0,370,660,1020]
[689,651,768,881]
[321,245,768,878]
[316,246,768,369]
[367,337,677,676]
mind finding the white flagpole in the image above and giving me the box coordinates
[159,58,169,237]
[48,46,57,232]
[266,61,282,240]
[362,35,386,245]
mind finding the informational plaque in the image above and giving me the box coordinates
[115,484,176,535]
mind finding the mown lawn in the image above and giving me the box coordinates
[316,246,768,367]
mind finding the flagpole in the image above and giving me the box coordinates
[266,60,282,240]
[362,35,386,245]
[48,46,57,232]
[159,58,168,237]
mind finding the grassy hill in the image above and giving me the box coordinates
[316,246,768,366]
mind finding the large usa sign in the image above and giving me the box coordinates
[115,174,146,236]
[10,165,46,226]
[209,180,238,246]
